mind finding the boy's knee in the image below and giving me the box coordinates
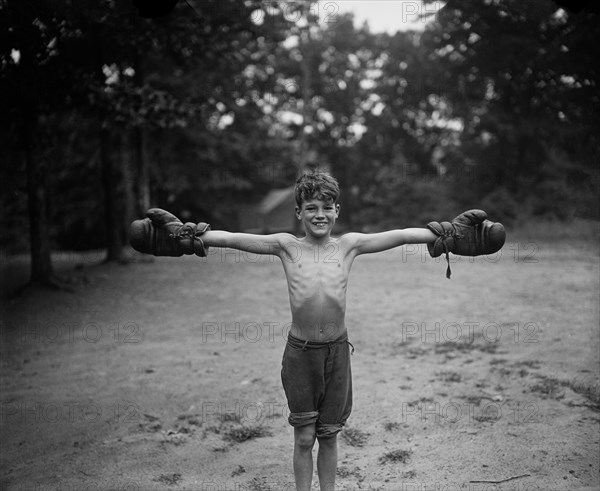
[295,425,317,450]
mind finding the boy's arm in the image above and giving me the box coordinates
[129,208,291,258]
[346,228,436,256]
[346,210,506,279]
[201,230,291,256]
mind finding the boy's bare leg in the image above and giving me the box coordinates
[294,425,317,491]
[316,435,337,491]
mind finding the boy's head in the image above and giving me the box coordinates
[294,171,340,208]
[294,171,340,239]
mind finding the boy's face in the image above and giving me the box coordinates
[295,198,340,239]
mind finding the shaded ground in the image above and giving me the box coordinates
[1,222,599,490]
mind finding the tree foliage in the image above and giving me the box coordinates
[421,0,599,219]
[0,0,598,280]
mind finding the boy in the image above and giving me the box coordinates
[130,171,505,491]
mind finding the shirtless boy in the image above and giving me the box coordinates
[130,171,505,491]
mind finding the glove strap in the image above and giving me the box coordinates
[170,222,211,257]
[443,241,451,279]
[169,223,194,238]
[441,226,464,279]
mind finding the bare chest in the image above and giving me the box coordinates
[282,242,352,298]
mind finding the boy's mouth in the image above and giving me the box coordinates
[312,222,328,228]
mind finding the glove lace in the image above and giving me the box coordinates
[441,227,463,279]
[170,223,195,239]
[170,223,210,257]
[443,241,451,279]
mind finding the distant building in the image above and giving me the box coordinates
[238,186,298,234]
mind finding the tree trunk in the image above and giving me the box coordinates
[100,125,124,261]
[133,127,151,213]
[132,47,151,214]
[121,132,136,232]
[24,109,55,285]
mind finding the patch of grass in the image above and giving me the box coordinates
[407,396,435,407]
[406,346,429,359]
[204,424,221,435]
[337,465,363,479]
[435,341,475,355]
[528,375,600,410]
[512,360,542,369]
[379,449,412,464]
[341,427,370,447]
[529,375,564,399]
[383,421,401,432]
[221,412,242,423]
[461,395,484,406]
[563,380,600,411]
[477,341,501,354]
[154,473,182,486]
[435,340,500,356]
[491,366,513,377]
[474,413,500,423]
[139,421,162,433]
[436,371,462,383]
[177,413,202,426]
[246,476,276,491]
[223,424,272,443]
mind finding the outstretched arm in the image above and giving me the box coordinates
[346,228,437,256]
[342,210,506,278]
[129,208,293,259]
[201,231,292,256]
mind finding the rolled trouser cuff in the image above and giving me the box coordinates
[288,411,319,428]
[316,421,345,438]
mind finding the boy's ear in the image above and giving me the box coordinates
[295,206,301,219]
[335,203,340,216]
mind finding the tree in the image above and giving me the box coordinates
[1,0,300,284]
[0,0,80,287]
[421,0,600,219]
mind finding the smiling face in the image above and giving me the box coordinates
[296,197,340,240]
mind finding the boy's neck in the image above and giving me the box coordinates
[301,232,333,246]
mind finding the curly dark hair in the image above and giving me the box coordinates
[294,171,340,207]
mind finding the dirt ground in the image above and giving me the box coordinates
[1,222,599,491]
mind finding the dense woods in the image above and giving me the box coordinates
[1,0,598,286]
